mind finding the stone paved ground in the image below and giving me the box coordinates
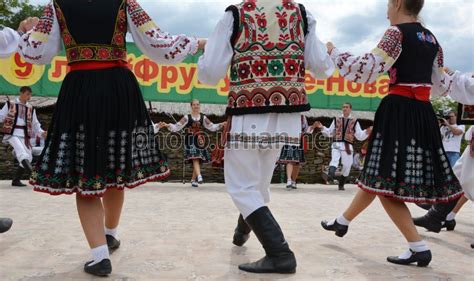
[0,181,472,280]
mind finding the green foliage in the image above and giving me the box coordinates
[431,96,458,114]
[0,0,43,30]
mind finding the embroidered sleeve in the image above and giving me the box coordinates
[197,11,234,85]
[18,2,62,65]
[330,26,402,84]
[0,103,8,122]
[304,11,335,79]
[439,70,474,104]
[32,109,45,137]
[354,121,368,141]
[0,26,20,58]
[429,46,473,103]
[203,116,221,132]
[466,126,473,142]
[168,116,188,132]
[321,120,335,138]
[126,0,198,64]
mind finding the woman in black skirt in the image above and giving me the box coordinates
[278,115,316,189]
[19,0,203,276]
[161,99,226,187]
[320,0,463,266]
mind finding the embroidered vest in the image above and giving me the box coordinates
[185,114,205,135]
[225,0,310,116]
[0,101,34,137]
[334,117,358,144]
[54,0,127,64]
[389,23,439,86]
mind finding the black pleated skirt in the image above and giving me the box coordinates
[30,67,170,197]
[358,95,463,203]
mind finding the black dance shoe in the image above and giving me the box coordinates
[443,219,456,231]
[387,250,432,267]
[321,220,348,237]
[11,179,27,187]
[84,259,112,276]
[0,218,13,233]
[106,235,121,252]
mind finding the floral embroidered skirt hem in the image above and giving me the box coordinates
[30,67,170,197]
[277,145,305,164]
[184,143,211,164]
[357,95,464,204]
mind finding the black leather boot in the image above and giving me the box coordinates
[233,214,251,247]
[413,199,459,233]
[21,159,33,174]
[0,218,13,233]
[338,176,346,191]
[12,167,26,187]
[416,203,432,211]
[387,250,432,267]
[328,166,336,183]
[238,207,296,274]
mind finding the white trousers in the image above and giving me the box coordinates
[224,147,282,219]
[452,147,474,201]
[6,136,32,167]
[329,148,353,177]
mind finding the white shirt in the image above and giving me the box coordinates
[168,114,222,132]
[0,98,44,139]
[197,11,335,146]
[0,26,20,58]
[321,115,369,151]
[18,0,198,65]
[441,124,465,153]
[450,71,474,105]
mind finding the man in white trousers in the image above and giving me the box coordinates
[315,103,372,190]
[0,17,39,234]
[198,0,334,274]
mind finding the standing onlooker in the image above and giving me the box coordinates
[440,111,465,166]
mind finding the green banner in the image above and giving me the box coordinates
[0,43,389,111]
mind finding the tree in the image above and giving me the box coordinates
[431,96,458,116]
[0,0,43,30]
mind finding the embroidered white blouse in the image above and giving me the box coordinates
[18,0,198,65]
[168,115,222,132]
[0,26,20,58]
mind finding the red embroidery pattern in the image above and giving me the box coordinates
[228,0,308,114]
[55,1,127,63]
[127,0,152,27]
[34,4,54,35]
[228,87,308,110]
[376,27,403,60]
[128,0,193,60]
[437,46,444,68]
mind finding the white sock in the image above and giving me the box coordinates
[446,211,456,221]
[399,241,429,259]
[287,180,292,186]
[398,249,413,259]
[409,241,430,253]
[88,245,110,266]
[336,215,351,226]
[197,175,203,181]
[105,227,119,240]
